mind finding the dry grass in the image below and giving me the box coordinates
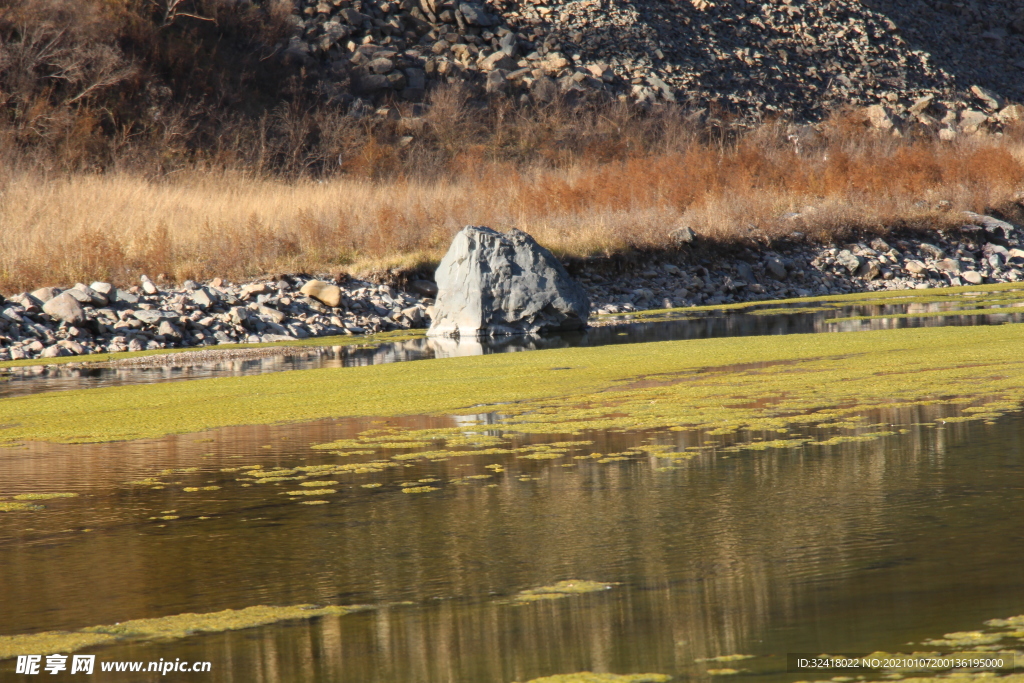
[3,115,1024,294]
[4,0,1024,295]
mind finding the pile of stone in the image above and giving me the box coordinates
[855,92,1024,141]
[286,0,1024,121]
[0,275,433,362]
[4,212,1024,362]
[585,212,1024,315]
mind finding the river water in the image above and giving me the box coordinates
[2,294,1024,682]
[4,295,1024,398]
[2,400,1024,681]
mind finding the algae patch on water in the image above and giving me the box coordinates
[696,655,756,663]
[509,580,615,604]
[0,603,372,660]
[8,318,1024,449]
[12,492,78,500]
[518,674,671,683]
[0,501,41,512]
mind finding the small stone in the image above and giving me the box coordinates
[30,287,60,304]
[39,345,67,358]
[113,289,139,305]
[835,250,863,274]
[669,226,696,245]
[241,283,270,299]
[918,243,946,260]
[765,257,787,280]
[63,288,95,305]
[340,7,368,24]
[140,275,158,295]
[157,320,182,339]
[970,85,1004,111]
[486,68,509,93]
[228,307,250,326]
[299,280,343,307]
[530,76,558,103]
[401,306,423,323]
[856,260,881,280]
[935,258,961,274]
[458,2,495,26]
[962,211,1015,239]
[869,238,890,252]
[997,105,1024,124]
[908,94,934,115]
[735,262,755,282]
[89,282,114,297]
[42,292,86,325]
[482,51,515,71]
[57,339,84,355]
[360,73,391,91]
[256,305,287,324]
[962,271,984,284]
[905,260,927,274]
[74,283,108,306]
[959,109,989,134]
[369,57,394,74]
[133,310,166,325]
[192,288,217,308]
[863,104,895,130]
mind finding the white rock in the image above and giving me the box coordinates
[428,226,590,338]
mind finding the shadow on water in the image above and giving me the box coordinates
[4,297,1024,398]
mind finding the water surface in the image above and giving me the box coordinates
[4,293,1024,398]
[2,401,1023,682]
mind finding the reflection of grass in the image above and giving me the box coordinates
[828,308,1024,324]
[598,282,1024,322]
[0,604,372,660]
[510,580,614,603]
[8,321,1024,445]
[0,329,425,370]
[747,306,834,316]
[522,675,671,683]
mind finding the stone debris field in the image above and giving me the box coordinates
[3,211,1024,361]
[288,0,1024,127]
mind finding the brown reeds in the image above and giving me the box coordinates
[3,112,1024,294]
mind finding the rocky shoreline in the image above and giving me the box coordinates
[2,211,1023,363]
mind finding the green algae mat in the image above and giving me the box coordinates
[0,604,372,660]
[4,322,1024,445]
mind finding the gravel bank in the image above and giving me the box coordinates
[2,211,1023,363]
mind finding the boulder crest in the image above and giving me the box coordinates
[427,226,590,338]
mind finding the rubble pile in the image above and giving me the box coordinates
[283,0,1024,122]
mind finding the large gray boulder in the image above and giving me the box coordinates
[428,226,590,338]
